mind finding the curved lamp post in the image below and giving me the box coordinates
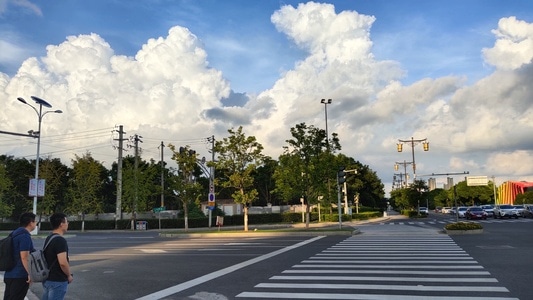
[17,96,62,229]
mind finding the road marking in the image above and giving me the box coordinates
[138,249,167,253]
[237,291,518,299]
[269,275,498,282]
[254,283,510,292]
[282,269,490,275]
[135,236,325,300]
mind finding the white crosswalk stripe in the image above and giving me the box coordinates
[381,218,533,225]
[236,234,518,299]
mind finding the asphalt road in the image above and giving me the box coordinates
[2,213,529,299]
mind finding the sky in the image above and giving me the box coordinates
[1,0,533,197]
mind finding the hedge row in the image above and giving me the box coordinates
[0,211,382,231]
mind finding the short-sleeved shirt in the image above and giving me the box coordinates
[43,234,69,282]
[4,227,34,279]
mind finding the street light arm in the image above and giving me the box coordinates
[42,110,63,118]
[17,97,40,117]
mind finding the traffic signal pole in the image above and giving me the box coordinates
[337,167,346,229]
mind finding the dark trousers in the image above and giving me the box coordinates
[3,277,30,300]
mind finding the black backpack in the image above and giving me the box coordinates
[0,231,22,271]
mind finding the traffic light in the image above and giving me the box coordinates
[397,143,403,152]
[423,141,429,151]
[337,167,346,184]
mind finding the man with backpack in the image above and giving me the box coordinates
[3,212,37,300]
[41,212,73,300]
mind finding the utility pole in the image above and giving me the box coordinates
[159,141,165,208]
[132,134,143,230]
[394,160,413,187]
[208,135,215,228]
[114,125,126,229]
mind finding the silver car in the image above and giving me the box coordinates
[522,204,533,218]
[513,205,525,217]
[481,205,494,217]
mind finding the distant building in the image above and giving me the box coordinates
[443,177,454,190]
[428,178,436,191]
[498,181,533,204]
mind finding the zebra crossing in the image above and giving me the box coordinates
[381,217,533,226]
[236,232,518,299]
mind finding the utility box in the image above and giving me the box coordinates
[136,220,147,230]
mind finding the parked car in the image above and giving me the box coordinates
[442,207,451,214]
[493,205,520,219]
[481,205,494,217]
[465,207,488,220]
[513,205,525,217]
[457,206,468,218]
[434,206,442,213]
[522,204,533,218]
[418,207,429,214]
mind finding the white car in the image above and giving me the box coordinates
[493,205,519,219]
[457,206,468,218]
[442,207,451,214]
[418,207,429,214]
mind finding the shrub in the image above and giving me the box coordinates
[445,222,483,230]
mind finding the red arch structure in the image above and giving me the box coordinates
[498,181,533,204]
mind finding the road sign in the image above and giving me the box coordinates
[28,179,45,197]
[153,206,166,213]
[466,176,488,186]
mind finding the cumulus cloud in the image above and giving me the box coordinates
[483,17,533,70]
[1,2,533,191]
[2,26,230,160]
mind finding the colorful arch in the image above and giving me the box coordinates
[498,181,533,204]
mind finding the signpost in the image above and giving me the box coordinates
[153,206,166,230]
[467,176,488,186]
[153,206,166,213]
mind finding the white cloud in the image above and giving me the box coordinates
[483,16,533,70]
[1,3,533,193]
[1,26,230,162]
[0,0,41,16]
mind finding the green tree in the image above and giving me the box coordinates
[0,162,14,219]
[274,123,340,227]
[66,152,107,230]
[454,180,494,206]
[253,158,279,206]
[390,179,428,211]
[38,157,70,214]
[514,191,533,204]
[213,126,266,231]
[0,155,34,218]
[168,145,203,230]
[121,155,160,217]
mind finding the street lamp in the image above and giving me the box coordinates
[320,99,332,150]
[397,137,429,183]
[394,160,413,187]
[17,96,62,230]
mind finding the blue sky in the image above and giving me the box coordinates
[4,0,532,92]
[1,0,533,194]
